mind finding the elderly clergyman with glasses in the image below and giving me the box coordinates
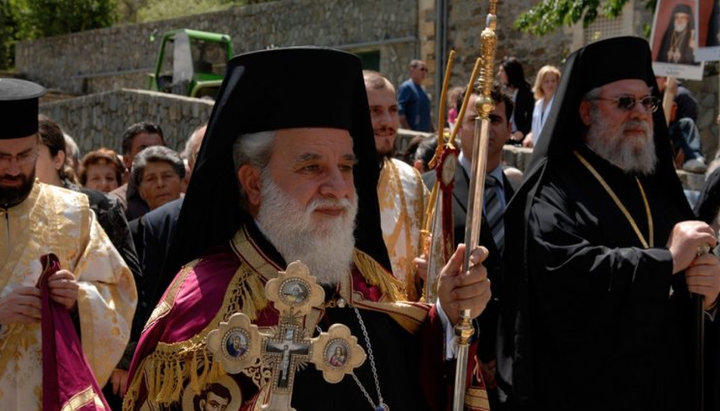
[505,37,720,410]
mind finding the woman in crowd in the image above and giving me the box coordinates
[131,146,186,212]
[523,65,561,148]
[79,148,125,193]
[498,56,533,144]
[35,116,78,187]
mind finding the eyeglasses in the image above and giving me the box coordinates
[419,67,428,72]
[592,95,660,113]
[0,147,38,167]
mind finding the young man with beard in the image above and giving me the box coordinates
[0,78,137,409]
[507,37,720,410]
[364,70,428,301]
[124,48,492,411]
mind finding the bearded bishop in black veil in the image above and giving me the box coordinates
[124,47,492,411]
[505,37,720,411]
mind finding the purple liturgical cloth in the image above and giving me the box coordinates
[39,253,110,411]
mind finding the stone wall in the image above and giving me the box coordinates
[40,89,214,155]
[17,0,720,172]
[14,0,592,123]
[15,0,418,95]
[445,0,571,93]
[15,0,582,107]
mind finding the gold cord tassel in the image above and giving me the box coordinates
[189,350,201,394]
[353,250,404,301]
[169,358,184,400]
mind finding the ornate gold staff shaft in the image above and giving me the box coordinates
[453,2,498,410]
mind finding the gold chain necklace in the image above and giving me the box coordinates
[574,151,653,248]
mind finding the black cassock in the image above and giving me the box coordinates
[517,145,716,411]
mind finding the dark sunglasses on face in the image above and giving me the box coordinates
[592,95,660,112]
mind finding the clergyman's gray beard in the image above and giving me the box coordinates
[586,112,657,175]
[256,171,357,286]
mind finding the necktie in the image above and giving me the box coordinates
[484,175,505,254]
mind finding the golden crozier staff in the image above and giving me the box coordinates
[453,1,499,410]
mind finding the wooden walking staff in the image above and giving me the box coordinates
[452,1,498,410]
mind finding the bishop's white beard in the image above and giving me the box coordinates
[256,171,358,286]
[586,110,657,175]
[674,22,687,32]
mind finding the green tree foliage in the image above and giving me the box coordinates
[0,0,271,69]
[25,0,117,37]
[514,0,657,36]
[0,0,116,69]
[0,0,31,68]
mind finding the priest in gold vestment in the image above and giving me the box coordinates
[364,71,428,301]
[0,78,137,410]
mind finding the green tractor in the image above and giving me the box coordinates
[148,29,233,99]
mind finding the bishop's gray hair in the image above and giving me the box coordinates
[232,130,276,203]
[583,86,602,102]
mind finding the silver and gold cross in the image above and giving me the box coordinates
[207,261,366,411]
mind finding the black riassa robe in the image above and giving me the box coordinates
[521,144,708,410]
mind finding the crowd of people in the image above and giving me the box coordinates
[0,35,719,411]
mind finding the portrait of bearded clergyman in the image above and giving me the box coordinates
[656,2,700,65]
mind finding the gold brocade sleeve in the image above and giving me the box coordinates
[73,205,137,386]
[351,250,430,335]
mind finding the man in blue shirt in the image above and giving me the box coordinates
[398,59,434,132]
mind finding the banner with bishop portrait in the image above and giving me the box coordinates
[651,0,705,79]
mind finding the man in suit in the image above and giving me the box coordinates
[422,86,515,410]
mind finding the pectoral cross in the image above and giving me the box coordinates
[207,261,366,411]
[261,323,310,410]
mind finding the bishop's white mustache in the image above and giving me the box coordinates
[307,197,355,214]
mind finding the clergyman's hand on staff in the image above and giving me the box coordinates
[437,244,491,325]
[685,253,720,311]
[666,221,717,274]
[0,286,42,324]
[47,269,79,311]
